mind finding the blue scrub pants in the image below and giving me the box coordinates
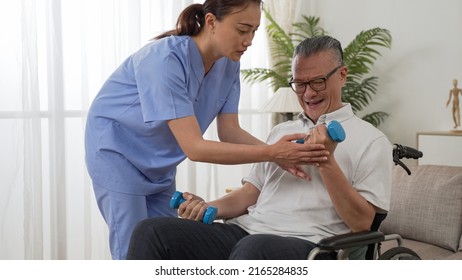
[93,183,177,260]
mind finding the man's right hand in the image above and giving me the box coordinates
[177,192,210,222]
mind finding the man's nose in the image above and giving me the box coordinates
[302,85,319,97]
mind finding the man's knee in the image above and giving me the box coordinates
[131,217,170,240]
[229,235,277,259]
[127,217,178,259]
[229,234,322,260]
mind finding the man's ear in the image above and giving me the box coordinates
[340,66,348,81]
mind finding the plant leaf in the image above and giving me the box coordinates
[342,76,379,112]
[240,68,289,90]
[361,111,389,127]
[291,16,326,43]
[343,28,392,76]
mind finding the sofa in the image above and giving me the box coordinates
[379,164,462,260]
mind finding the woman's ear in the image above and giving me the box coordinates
[204,13,216,32]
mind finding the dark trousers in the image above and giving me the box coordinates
[126,217,335,260]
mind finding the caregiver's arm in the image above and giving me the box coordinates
[168,115,329,167]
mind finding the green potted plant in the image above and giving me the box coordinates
[241,9,392,127]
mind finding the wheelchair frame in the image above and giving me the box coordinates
[307,223,420,260]
[307,144,423,260]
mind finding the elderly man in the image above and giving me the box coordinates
[126,35,393,260]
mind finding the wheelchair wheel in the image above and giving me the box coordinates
[378,247,421,260]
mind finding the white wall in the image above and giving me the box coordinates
[307,0,462,146]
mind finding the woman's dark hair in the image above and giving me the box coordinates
[154,0,263,40]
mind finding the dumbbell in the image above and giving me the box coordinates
[169,191,217,224]
[295,120,346,144]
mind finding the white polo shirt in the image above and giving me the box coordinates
[227,104,392,243]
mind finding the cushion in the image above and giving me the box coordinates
[380,239,456,260]
[460,234,462,251]
[380,165,462,252]
[444,251,462,260]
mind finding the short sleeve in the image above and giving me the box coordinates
[242,162,266,191]
[354,136,393,212]
[132,43,194,122]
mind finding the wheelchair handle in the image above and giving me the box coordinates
[392,144,423,175]
[393,144,423,160]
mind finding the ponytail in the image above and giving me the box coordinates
[154,4,204,40]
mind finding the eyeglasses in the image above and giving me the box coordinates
[289,65,342,94]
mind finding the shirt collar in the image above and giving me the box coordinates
[297,103,354,128]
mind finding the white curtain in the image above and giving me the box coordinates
[0,0,304,259]
[264,0,309,69]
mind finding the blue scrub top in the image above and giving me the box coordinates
[85,36,241,195]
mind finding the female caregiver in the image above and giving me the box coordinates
[84,0,328,259]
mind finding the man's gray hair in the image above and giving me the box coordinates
[294,35,343,65]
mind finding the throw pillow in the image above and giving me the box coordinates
[380,165,462,252]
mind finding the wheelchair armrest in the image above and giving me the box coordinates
[317,231,385,251]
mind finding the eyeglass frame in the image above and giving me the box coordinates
[288,65,343,94]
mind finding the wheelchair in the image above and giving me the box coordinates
[307,144,423,260]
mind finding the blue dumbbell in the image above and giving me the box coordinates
[296,120,346,144]
[170,191,217,224]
